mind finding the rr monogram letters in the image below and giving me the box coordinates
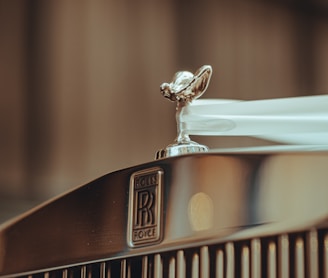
[136,190,155,226]
[128,167,163,247]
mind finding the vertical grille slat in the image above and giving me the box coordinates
[200,246,209,278]
[118,259,131,278]
[120,259,127,278]
[225,242,235,278]
[307,229,319,278]
[251,239,261,278]
[215,249,224,278]
[142,256,148,278]
[176,250,186,278]
[191,252,199,278]
[62,269,68,278]
[81,266,87,278]
[154,254,163,278]
[99,262,107,278]
[241,245,250,278]
[267,241,276,278]
[278,234,289,278]
[168,256,176,278]
[295,236,305,278]
[127,260,132,278]
[324,233,328,278]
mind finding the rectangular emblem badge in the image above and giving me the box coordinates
[127,167,163,247]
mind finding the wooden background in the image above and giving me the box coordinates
[1,0,328,222]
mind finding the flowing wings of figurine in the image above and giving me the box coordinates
[160,65,212,104]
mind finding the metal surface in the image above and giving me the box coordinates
[1,151,328,276]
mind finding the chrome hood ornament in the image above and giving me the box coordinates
[157,65,328,159]
[156,65,212,159]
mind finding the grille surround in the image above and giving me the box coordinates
[17,228,328,278]
[1,152,328,277]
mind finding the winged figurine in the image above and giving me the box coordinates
[160,65,212,103]
[156,65,212,159]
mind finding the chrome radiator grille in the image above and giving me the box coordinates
[20,228,328,278]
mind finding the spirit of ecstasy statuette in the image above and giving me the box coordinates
[156,65,212,159]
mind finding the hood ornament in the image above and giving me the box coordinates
[156,65,212,159]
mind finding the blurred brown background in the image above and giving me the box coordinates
[1,0,328,222]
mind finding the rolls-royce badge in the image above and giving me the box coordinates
[127,167,163,247]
